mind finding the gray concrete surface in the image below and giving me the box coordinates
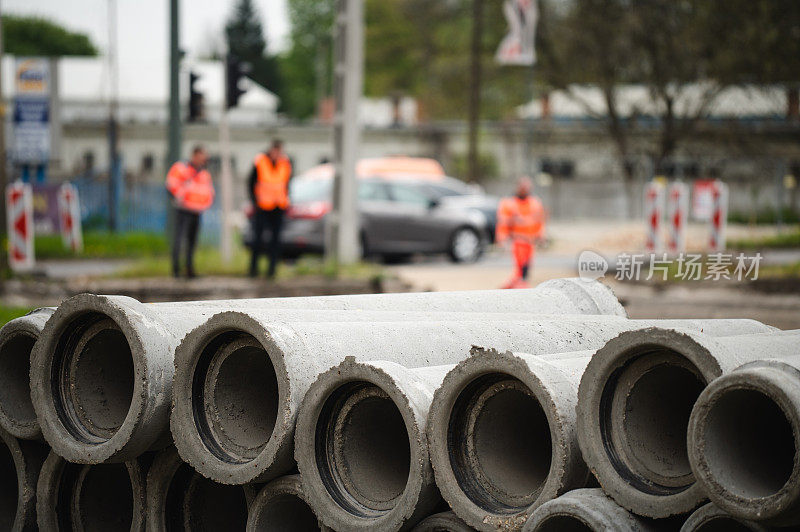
[680,503,769,532]
[0,308,54,440]
[0,427,47,531]
[523,489,661,532]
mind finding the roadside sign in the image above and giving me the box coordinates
[666,181,689,254]
[58,183,83,252]
[6,181,35,271]
[496,0,538,66]
[709,180,729,252]
[644,181,665,252]
[13,58,51,164]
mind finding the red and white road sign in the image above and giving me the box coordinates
[58,182,83,252]
[644,181,665,252]
[666,181,689,254]
[6,181,35,271]
[709,180,729,252]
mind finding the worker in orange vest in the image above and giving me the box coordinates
[248,139,292,278]
[165,145,215,278]
[496,176,546,289]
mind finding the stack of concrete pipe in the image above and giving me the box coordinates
[0,279,797,531]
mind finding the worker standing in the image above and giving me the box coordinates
[249,139,292,278]
[496,176,546,288]
[165,145,215,278]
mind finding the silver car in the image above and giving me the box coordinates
[275,176,490,262]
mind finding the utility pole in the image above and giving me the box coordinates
[326,0,363,266]
[167,0,182,168]
[107,0,120,232]
[0,2,8,272]
[467,0,483,183]
[219,58,233,263]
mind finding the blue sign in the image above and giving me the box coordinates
[13,58,51,164]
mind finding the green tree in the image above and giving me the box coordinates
[225,0,282,98]
[3,16,97,56]
[278,0,334,119]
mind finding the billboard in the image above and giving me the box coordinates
[13,58,51,164]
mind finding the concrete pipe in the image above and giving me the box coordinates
[182,471,250,531]
[687,349,800,527]
[576,328,798,520]
[32,280,622,463]
[0,308,54,440]
[410,511,474,532]
[246,474,329,531]
[36,450,147,531]
[0,427,48,531]
[679,503,770,532]
[425,322,777,531]
[522,489,660,531]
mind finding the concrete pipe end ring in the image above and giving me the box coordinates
[31,294,151,464]
[170,311,292,485]
[575,328,722,518]
[294,360,429,532]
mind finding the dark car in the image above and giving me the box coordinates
[245,175,492,263]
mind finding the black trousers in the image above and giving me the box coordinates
[250,208,285,277]
[172,208,200,276]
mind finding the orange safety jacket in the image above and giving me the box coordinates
[165,162,215,213]
[496,196,546,244]
[253,154,291,210]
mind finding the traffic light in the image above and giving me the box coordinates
[188,71,204,122]
[226,54,250,109]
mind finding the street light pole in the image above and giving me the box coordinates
[167,0,182,168]
[0,2,7,271]
[327,0,363,266]
[107,0,120,232]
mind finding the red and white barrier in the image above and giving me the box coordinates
[666,181,689,254]
[58,182,83,252]
[6,181,35,271]
[708,180,728,252]
[644,181,665,252]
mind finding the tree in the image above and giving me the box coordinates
[278,0,335,119]
[225,0,282,98]
[538,0,800,213]
[2,16,97,57]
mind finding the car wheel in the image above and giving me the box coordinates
[449,227,483,263]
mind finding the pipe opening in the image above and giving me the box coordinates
[535,515,593,532]
[194,332,279,462]
[252,493,320,531]
[73,463,134,532]
[0,333,37,426]
[164,462,195,530]
[0,439,17,531]
[694,517,758,532]
[53,313,134,442]
[448,373,552,513]
[703,388,795,500]
[601,349,705,493]
[316,381,411,517]
[184,474,248,531]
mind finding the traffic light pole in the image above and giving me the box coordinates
[167,0,182,168]
[219,59,234,264]
[326,0,363,266]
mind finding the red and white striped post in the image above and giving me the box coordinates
[644,180,665,252]
[58,182,83,253]
[708,180,729,252]
[666,181,689,254]
[5,181,35,271]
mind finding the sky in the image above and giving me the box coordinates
[3,0,291,93]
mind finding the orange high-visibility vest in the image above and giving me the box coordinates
[254,154,291,210]
[496,196,546,243]
[165,162,215,213]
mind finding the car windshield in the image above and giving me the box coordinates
[290,179,332,203]
[417,177,475,198]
